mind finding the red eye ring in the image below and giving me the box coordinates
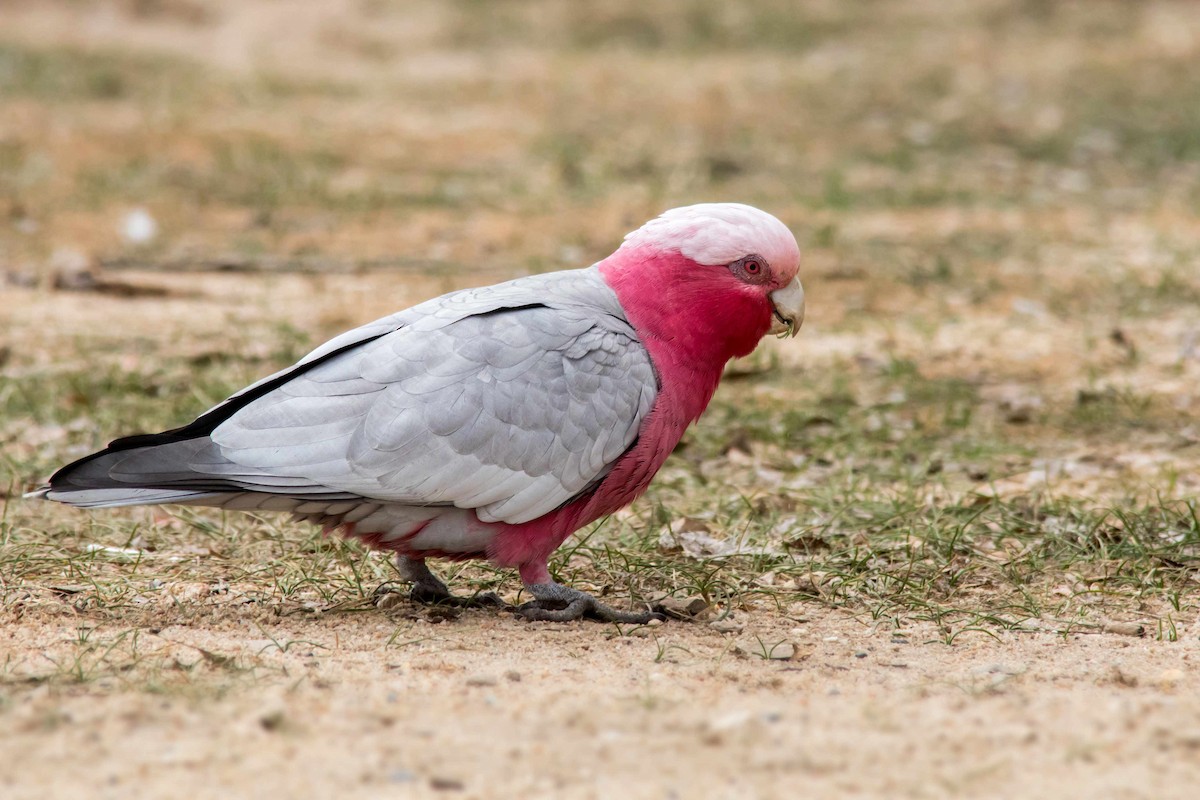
[731,255,768,282]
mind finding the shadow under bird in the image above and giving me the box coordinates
[30,203,805,623]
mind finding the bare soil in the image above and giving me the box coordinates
[5,606,1200,800]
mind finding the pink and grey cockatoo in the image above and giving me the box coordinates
[32,203,805,623]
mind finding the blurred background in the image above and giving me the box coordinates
[2,0,1197,277]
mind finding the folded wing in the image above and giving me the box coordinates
[208,304,657,523]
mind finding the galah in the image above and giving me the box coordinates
[31,203,805,623]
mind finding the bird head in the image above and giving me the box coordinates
[602,203,805,361]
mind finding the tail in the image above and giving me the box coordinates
[30,434,357,510]
[29,431,446,547]
[30,430,463,555]
[28,435,223,507]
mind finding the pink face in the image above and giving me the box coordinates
[619,203,805,340]
[598,203,806,368]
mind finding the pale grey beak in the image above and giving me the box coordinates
[768,277,805,338]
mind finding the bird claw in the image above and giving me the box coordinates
[515,583,665,624]
[372,580,506,611]
[378,560,663,623]
[413,585,507,608]
[373,556,508,610]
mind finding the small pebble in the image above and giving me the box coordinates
[855,651,868,659]
[707,710,753,733]
[84,544,143,563]
[709,619,743,634]
[972,663,1024,676]
[430,776,464,791]
[1101,621,1146,638]
[656,596,709,619]
[733,641,796,661]
[373,591,405,611]
[504,670,522,682]
[121,208,158,244]
[732,641,755,658]
[259,710,286,732]
[768,643,796,661]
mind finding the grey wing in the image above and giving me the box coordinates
[200,267,622,415]
[207,305,658,524]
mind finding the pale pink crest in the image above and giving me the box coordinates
[620,202,801,280]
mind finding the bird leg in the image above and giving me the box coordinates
[516,582,665,624]
[373,555,505,609]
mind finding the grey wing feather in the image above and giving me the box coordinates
[203,269,657,524]
[208,268,629,405]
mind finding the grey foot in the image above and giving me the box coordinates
[373,556,505,609]
[516,582,665,624]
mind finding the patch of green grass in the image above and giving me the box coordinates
[912,57,1200,184]
[566,479,1199,643]
[1115,265,1200,317]
[0,42,203,103]
[7,354,264,436]
[1063,386,1180,436]
[811,167,988,212]
[442,0,851,53]
[76,133,484,213]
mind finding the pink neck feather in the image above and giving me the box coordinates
[599,245,772,379]
[487,246,772,581]
[587,246,771,501]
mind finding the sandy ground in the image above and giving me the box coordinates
[4,606,1200,800]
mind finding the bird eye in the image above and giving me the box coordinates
[731,255,770,283]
